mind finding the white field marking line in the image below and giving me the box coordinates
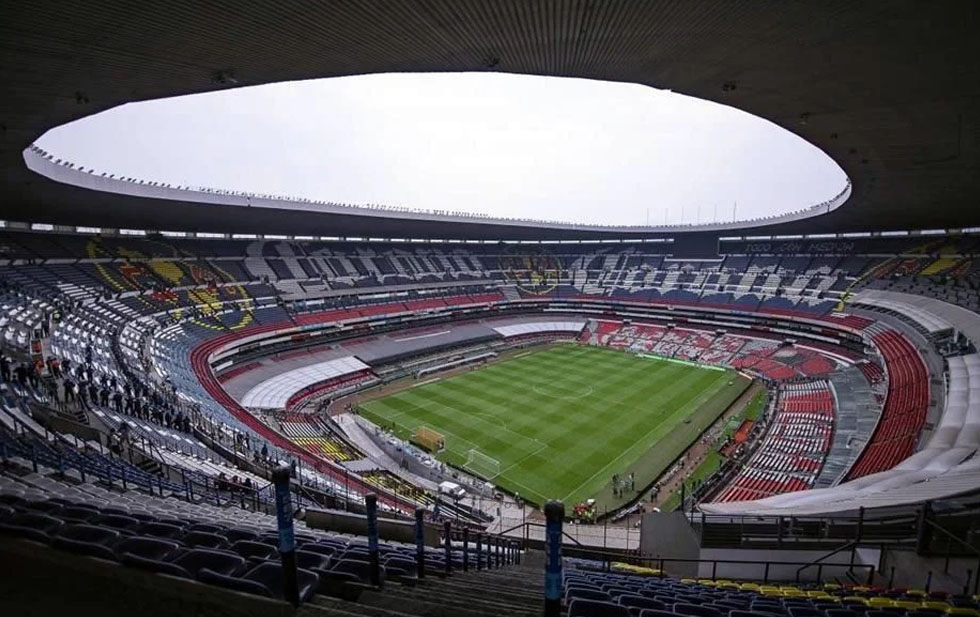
[558,371,732,503]
[366,397,484,453]
[492,440,550,479]
[497,475,548,504]
[414,378,441,387]
[393,330,451,342]
[530,383,595,401]
[462,410,548,452]
[513,351,532,359]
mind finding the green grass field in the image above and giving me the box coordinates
[358,345,750,508]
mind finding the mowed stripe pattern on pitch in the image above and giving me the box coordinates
[359,345,733,505]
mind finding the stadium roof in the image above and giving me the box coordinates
[2,1,979,240]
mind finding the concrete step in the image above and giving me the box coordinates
[383,582,538,613]
[358,587,538,617]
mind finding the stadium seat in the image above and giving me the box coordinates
[137,521,185,540]
[114,536,182,562]
[568,587,613,603]
[197,568,273,598]
[242,562,320,602]
[639,610,682,617]
[327,558,377,585]
[231,539,278,561]
[223,528,258,544]
[92,514,143,533]
[0,511,64,543]
[619,595,667,611]
[294,550,332,572]
[675,603,724,617]
[789,608,825,617]
[51,524,121,560]
[173,548,247,578]
[302,543,338,557]
[59,506,101,522]
[181,531,230,549]
[569,598,631,617]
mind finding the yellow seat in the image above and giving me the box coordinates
[946,608,980,617]
[868,598,895,607]
[698,579,718,587]
[852,587,870,593]
[894,601,921,610]
[906,590,928,598]
[923,602,952,611]
[824,584,842,591]
[718,582,740,590]
[783,590,806,598]
[843,597,869,606]
[740,583,761,592]
[761,589,783,597]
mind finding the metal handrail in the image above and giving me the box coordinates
[794,540,859,582]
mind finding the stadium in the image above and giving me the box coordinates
[3,2,980,616]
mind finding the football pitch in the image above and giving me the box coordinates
[358,345,750,509]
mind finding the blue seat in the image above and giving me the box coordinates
[620,595,666,611]
[24,500,64,514]
[231,540,278,561]
[789,609,824,617]
[52,524,120,560]
[115,536,181,561]
[138,521,184,540]
[294,550,331,572]
[733,611,782,617]
[826,610,862,617]
[328,558,379,585]
[243,562,319,603]
[382,555,417,577]
[174,548,246,578]
[121,552,192,578]
[58,506,100,522]
[676,604,723,617]
[302,543,337,557]
[569,599,631,617]
[198,568,272,598]
[92,514,142,533]
[186,522,225,535]
[0,511,64,542]
[568,587,612,603]
[182,531,230,549]
[223,528,258,544]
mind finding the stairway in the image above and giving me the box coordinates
[307,557,543,617]
[500,286,522,302]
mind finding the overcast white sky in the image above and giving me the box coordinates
[36,72,847,226]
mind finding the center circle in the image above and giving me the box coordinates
[532,383,594,400]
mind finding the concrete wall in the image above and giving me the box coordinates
[305,507,441,547]
[640,511,701,578]
[696,547,879,584]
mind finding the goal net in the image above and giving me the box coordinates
[412,426,445,452]
[464,449,501,480]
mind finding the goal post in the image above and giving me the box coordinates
[412,426,445,452]
[464,449,501,480]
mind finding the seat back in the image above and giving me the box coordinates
[243,562,320,603]
[182,531,230,549]
[568,598,631,617]
[174,548,246,577]
[231,540,278,561]
[115,536,181,561]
